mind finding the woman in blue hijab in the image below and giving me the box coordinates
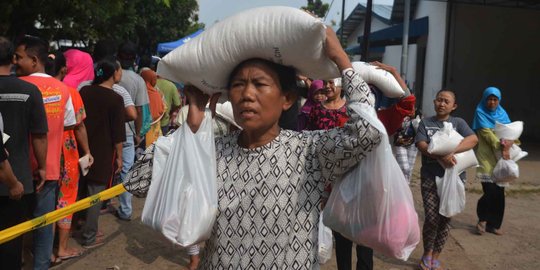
[472,87,510,130]
[473,87,514,236]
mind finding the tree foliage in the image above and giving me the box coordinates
[0,0,203,54]
[301,0,330,19]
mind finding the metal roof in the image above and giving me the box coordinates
[418,0,540,10]
[337,4,394,43]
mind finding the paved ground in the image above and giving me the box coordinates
[30,143,540,270]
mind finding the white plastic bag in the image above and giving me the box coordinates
[509,144,528,162]
[494,121,523,140]
[412,115,421,133]
[323,103,420,261]
[351,62,404,98]
[453,149,479,173]
[427,122,463,155]
[436,167,466,217]
[495,144,528,162]
[318,212,333,265]
[141,110,218,247]
[492,121,527,162]
[157,6,339,95]
[493,158,519,183]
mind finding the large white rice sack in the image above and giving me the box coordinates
[494,121,523,140]
[157,6,340,95]
[352,62,404,98]
[453,150,478,173]
[428,122,463,155]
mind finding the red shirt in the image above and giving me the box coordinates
[377,95,416,136]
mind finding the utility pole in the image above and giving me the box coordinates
[340,0,346,44]
[401,0,411,79]
[361,0,373,61]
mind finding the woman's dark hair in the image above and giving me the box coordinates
[92,57,120,85]
[45,51,66,77]
[227,58,298,94]
[436,89,456,101]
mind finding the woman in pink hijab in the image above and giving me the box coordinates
[63,49,94,89]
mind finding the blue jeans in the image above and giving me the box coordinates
[117,135,134,219]
[33,181,58,270]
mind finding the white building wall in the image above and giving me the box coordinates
[382,44,417,89]
[414,0,448,116]
[345,17,389,48]
[343,1,448,113]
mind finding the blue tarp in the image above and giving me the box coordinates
[345,46,385,55]
[156,29,204,55]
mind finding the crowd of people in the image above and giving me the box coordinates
[0,35,182,269]
[0,26,520,270]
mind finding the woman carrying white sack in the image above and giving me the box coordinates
[472,87,517,236]
[184,27,381,269]
[415,89,478,270]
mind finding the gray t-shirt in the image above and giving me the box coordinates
[415,116,474,178]
[118,69,149,136]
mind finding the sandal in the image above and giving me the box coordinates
[50,256,63,268]
[82,236,105,249]
[419,256,431,270]
[58,249,84,260]
[431,259,443,270]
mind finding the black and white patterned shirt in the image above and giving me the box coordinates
[200,69,381,269]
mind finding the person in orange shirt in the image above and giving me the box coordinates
[15,36,76,269]
[140,68,165,147]
[46,51,94,261]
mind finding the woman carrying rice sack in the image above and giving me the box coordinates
[472,87,516,236]
[185,28,381,269]
[415,89,478,270]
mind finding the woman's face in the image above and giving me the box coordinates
[228,61,294,132]
[433,91,457,117]
[324,80,341,100]
[486,95,499,111]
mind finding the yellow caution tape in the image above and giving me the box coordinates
[0,184,127,245]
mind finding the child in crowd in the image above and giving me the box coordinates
[297,79,327,131]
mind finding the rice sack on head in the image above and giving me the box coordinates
[157,6,340,95]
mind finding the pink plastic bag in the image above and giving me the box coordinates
[323,103,420,260]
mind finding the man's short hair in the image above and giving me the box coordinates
[0,37,14,66]
[117,41,137,69]
[93,39,117,62]
[17,36,49,65]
